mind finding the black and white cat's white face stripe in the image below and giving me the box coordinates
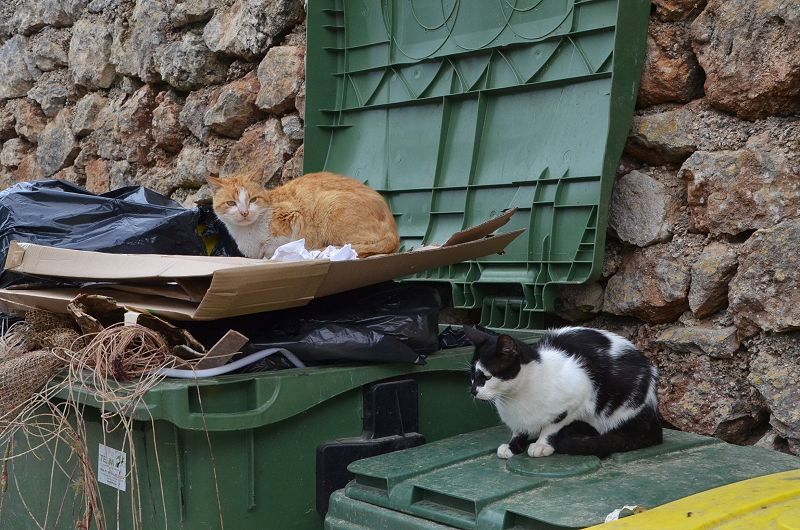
[470,361,509,400]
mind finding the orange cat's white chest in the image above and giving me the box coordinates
[224,216,292,259]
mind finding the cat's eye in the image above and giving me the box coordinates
[249,198,258,203]
[226,201,236,207]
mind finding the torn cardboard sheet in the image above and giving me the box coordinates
[0,211,523,321]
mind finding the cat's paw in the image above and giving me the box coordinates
[497,444,514,459]
[527,441,555,458]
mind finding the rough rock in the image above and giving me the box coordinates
[204,71,263,138]
[156,31,229,91]
[555,282,604,322]
[652,0,706,21]
[175,143,212,188]
[72,93,107,136]
[0,104,16,140]
[152,92,186,153]
[754,429,791,454]
[6,98,47,143]
[256,45,304,113]
[220,119,292,185]
[294,81,305,119]
[749,332,800,447]
[0,0,18,41]
[626,99,753,165]
[110,0,171,83]
[283,23,306,47]
[179,86,214,143]
[174,136,232,185]
[171,183,212,208]
[656,350,766,443]
[9,0,89,34]
[69,18,116,89]
[226,59,258,82]
[114,84,158,164]
[84,157,110,193]
[0,36,39,100]
[134,163,186,196]
[13,152,43,181]
[689,242,738,317]
[28,27,71,72]
[37,108,79,177]
[609,169,682,247]
[52,165,83,185]
[280,143,303,183]
[27,69,71,117]
[0,139,34,168]
[680,144,800,237]
[730,219,800,337]
[638,20,703,107]
[108,159,134,189]
[203,0,304,59]
[604,242,691,323]
[691,0,800,119]
[656,325,739,359]
[281,114,303,143]
[172,0,225,27]
[87,0,121,13]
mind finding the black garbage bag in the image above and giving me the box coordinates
[197,204,243,257]
[438,325,472,349]
[0,180,207,288]
[183,282,442,366]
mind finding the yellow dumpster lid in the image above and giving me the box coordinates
[591,468,800,530]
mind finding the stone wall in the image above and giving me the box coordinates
[0,0,306,201]
[0,1,798,451]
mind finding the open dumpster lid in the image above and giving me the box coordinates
[304,0,650,329]
[326,426,800,530]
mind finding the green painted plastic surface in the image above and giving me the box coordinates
[304,0,650,329]
[2,348,511,530]
[325,426,800,530]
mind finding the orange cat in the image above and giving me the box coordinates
[208,171,400,259]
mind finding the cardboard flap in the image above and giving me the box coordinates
[442,208,518,247]
[318,229,523,297]
[0,287,203,320]
[193,260,331,319]
[3,241,258,280]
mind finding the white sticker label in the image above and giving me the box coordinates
[97,444,127,492]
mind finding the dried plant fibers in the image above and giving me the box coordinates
[0,310,220,530]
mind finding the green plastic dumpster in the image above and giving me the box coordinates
[324,426,800,529]
[2,0,653,528]
[2,350,511,530]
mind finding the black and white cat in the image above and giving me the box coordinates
[465,326,662,459]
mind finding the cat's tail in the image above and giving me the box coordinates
[550,407,663,458]
[352,236,400,257]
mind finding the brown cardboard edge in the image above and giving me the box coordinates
[0,288,201,320]
[442,208,518,247]
[317,229,524,297]
[3,241,261,281]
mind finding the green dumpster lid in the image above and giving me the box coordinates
[326,426,800,529]
[304,0,650,329]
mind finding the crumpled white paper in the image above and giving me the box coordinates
[604,505,646,522]
[269,238,358,262]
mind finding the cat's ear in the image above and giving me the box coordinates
[463,326,492,347]
[206,175,224,189]
[497,335,519,358]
